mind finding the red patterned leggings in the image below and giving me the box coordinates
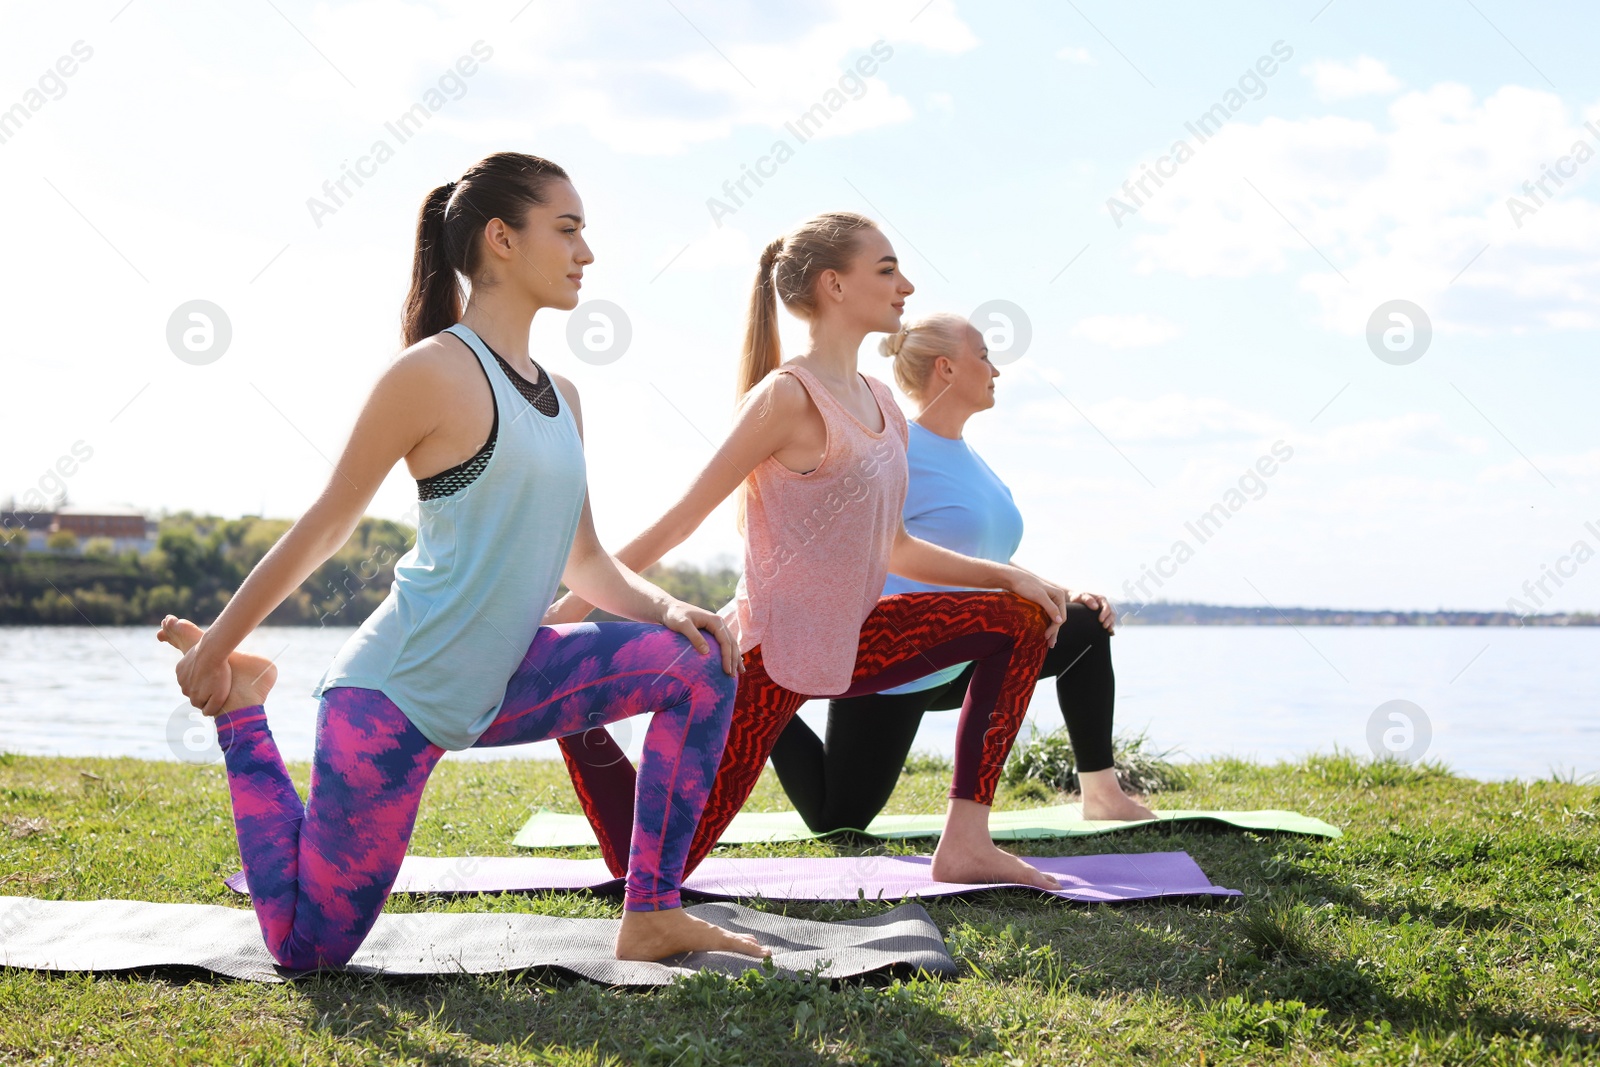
[559,590,1051,877]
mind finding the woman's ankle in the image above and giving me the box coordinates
[215,705,268,749]
[1076,767,1121,798]
[941,797,992,840]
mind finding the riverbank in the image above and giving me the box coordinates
[1,752,1596,1064]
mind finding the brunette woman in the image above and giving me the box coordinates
[159,152,764,968]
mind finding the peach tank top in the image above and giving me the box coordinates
[718,363,910,695]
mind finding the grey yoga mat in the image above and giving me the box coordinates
[0,895,955,985]
[223,851,1242,904]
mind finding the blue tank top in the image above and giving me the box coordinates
[313,323,588,749]
[878,420,1025,695]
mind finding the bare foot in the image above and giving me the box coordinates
[157,615,278,716]
[1077,768,1158,822]
[931,836,1062,891]
[932,799,1061,890]
[615,907,770,961]
[1081,790,1158,822]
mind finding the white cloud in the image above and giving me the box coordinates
[673,223,756,272]
[1304,56,1402,100]
[1120,83,1600,334]
[1070,313,1181,348]
[1480,447,1600,488]
[1074,393,1288,443]
[562,0,975,153]
[998,381,1492,463]
[1058,45,1093,64]
[290,0,975,155]
[1311,413,1489,462]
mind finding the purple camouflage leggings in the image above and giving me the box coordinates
[213,621,735,971]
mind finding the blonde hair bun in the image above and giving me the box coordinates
[879,312,970,399]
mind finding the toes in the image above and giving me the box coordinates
[158,616,202,652]
[730,935,769,958]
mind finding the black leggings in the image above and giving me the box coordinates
[769,601,1115,834]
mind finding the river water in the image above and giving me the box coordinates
[0,625,1594,782]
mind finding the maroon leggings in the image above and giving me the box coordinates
[559,590,1051,876]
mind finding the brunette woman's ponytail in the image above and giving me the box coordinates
[401,183,462,348]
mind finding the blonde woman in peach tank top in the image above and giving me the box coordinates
[546,212,1070,890]
[725,359,909,693]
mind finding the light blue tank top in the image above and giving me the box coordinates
[878,420,1025,695]
[313,323,588,749]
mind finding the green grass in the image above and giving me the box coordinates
[1003,726,1193,795]
[1,751,1597,1065]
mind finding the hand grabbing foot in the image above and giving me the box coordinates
[156,615,277,716]
[615,906,770,961]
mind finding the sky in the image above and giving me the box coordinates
[2,0,1597,615]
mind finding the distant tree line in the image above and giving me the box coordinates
[0,514,742,627]
[0,513,413,626]
[4,516,1588,627]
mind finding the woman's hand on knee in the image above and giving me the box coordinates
[661,600,743,676]
[1069,591,1117,633]
[1002,568,1067,646]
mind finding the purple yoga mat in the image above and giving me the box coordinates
[225,851,1239,904]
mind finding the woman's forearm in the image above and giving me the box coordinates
[563,548,673,622]
[889,533,1018,590]
[561,513,695,613]
[610,512,695,576]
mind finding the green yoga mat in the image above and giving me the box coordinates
[512,803,1341,849]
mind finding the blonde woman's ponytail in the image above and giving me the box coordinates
[733,211,879,534]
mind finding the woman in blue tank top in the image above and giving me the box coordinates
[156,152,766,968]
[769,312,1159,833]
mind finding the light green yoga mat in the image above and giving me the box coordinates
[512,804,1341,849]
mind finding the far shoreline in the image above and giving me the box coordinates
[1112,602,1598,626]
[3,601,1594,628]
